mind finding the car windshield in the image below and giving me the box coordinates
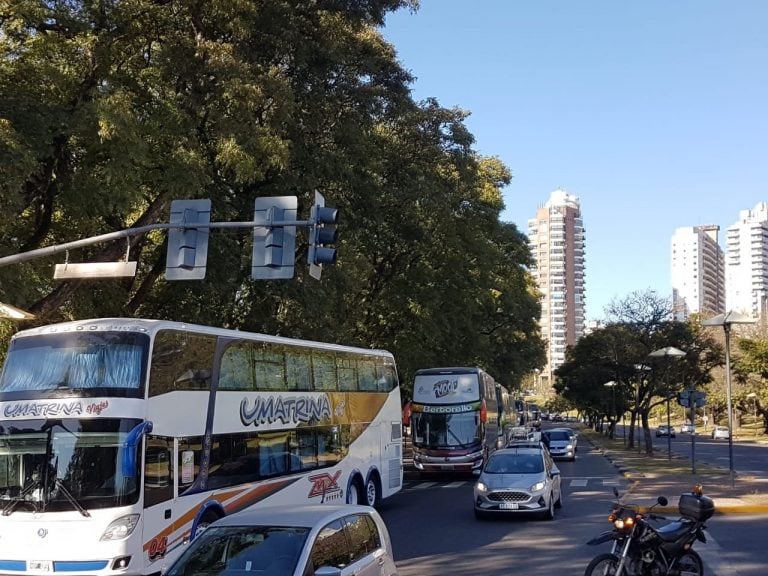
[544,431,570,441]
[485,453,543,474]
[166,525,309,576]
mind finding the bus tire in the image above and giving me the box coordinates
[364,472,381,508]
[346,475,364,505]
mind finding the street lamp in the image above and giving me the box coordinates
[701,311,756,479]
[604,381,617,439]
[648,346,686,461]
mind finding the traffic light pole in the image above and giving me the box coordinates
[0,219,313,266]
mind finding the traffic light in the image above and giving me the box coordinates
[252,196,298,280]
[308,191,339,280]
[165,199,211,280]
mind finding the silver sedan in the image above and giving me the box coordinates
[473,446,562,520]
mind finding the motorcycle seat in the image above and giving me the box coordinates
[653,519,696,542]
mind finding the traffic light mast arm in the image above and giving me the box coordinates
[0,219,310,268]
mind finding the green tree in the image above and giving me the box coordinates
[0,1,544,397]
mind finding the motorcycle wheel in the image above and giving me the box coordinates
[674,550,704,576]
[584,553,621,576]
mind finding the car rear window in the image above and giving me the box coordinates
[545,431,570,441]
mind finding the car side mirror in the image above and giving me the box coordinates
[551,468,560,476]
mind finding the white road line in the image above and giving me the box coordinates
[443,481,467,488]
[698,532,742,576]
[570,479,588,487]
[410,482,438,490]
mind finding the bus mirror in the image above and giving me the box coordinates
[121,421,154,478]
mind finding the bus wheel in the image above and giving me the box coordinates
[364,473,381,508]
[346,476,363,505]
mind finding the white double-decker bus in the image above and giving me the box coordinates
[0,318,402,575]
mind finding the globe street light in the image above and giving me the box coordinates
[648,346,686,461]
[701,311,756,479]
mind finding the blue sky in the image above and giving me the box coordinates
[382,1,768,322]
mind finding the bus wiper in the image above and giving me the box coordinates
[43,477,91,517]
[2,476,42,516]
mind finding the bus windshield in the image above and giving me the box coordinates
[0,332,149,394]
[0,418,142,513]
[411,410,481,449]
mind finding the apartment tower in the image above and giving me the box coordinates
[725,202,768,318]
[670,225,725,321]
[527,189,586,391]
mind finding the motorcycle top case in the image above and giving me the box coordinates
[678,493,715,521]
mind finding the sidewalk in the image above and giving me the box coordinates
[583,428,768,514]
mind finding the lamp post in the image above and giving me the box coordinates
[648,346,686,461]
[702,311,756,480]
[604,381,617,439]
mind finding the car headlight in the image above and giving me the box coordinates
[475,482,488,493]
[530,481,545,492]
[566,444,573,450]
[101,514,140,541]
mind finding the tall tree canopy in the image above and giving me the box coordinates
[0,1,545,393]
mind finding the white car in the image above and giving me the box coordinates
[711,425,730,440]
[474,446,562,520]
[163,504,398,576]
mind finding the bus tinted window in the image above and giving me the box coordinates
[376,362,398,392]
[149,331,215,396]
[285,348,312,391]
[0,332,148,394]
[252,344,285,391]
[312,351,337,391]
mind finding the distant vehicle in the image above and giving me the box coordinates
[541,429,576,461]
[163,504,399,576]
[656,424,676,438]
[681,423,696,434]
[550,427,579,452]
[711,425,730,440]
[473,445,562,520]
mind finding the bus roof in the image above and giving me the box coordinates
[10,317,395,358]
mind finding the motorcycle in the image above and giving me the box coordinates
[584,484,714,576]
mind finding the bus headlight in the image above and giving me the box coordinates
[101,514,140,541]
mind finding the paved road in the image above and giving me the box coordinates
[390,428,767,576]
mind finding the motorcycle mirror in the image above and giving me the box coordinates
[613,487,620,499]
[657,496,668,506]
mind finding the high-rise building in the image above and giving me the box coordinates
[725,202,768,318]
[670,225,725,321]
[527,189,586,391]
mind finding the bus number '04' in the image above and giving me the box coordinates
[148,536,168,559]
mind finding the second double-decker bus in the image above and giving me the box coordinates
[0,318,402,575]
[406,367,512,475]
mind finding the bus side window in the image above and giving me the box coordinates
[253,343,286,391]
[337,353,357,391]
[219,343,253,390]
[285,348,311,391]
[144,437,173,508]
[358,360,377,391]
[312,351,337,391]
[149,331,216,396]
[375,363,397,392]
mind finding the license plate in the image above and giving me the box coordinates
[440,464,454,470]
[499,502,519,510]
[28,561,52,572]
